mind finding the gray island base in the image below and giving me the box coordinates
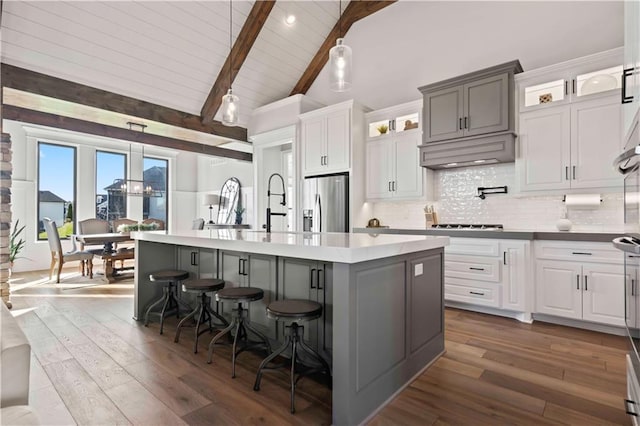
[132,230,448,425]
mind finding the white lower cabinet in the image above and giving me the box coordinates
[444,238,529,312]
[535,241,626,327]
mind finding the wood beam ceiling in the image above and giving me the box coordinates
[290,0,396,96]
[200,0,276,123]
[1,64,248,142]
[2,105,252,162]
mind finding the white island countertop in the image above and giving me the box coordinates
[131,230,449,264]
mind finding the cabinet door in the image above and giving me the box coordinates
[464,72,509,136]
[317,262,332,359]
[535,260,582,319]
[582,263,626,326]
[325,108,351,172]
[198,249,216,279]
[624,0,640,136]
[278,257,318,348]
[302,116,326,175]
[501,241,528,312]
[519,106,571,191]
[246,254,277,340]
[424,85,464,142]
[393,131,423,198]
[366,140,392,199]
[570,96,623,189]
[218,250,244,317]
[177,246,199,277]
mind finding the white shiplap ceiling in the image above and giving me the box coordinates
[0,1,625,134]
[1,0,341,128]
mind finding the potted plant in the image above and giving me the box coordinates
[234,207,245,225]
[9,219,26,275]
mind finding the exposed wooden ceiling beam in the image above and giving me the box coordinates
[290,0,396,96]
[1,64,248,142]
[2,105,252,162]
[200,0,276,124]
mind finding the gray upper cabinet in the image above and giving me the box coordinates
[464,73,509,137]
[423,71,511,143]
[419,60,522,168]
[425,86,464,142]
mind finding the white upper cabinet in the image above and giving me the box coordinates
[517,48,624,192]
[300,101,353,176]
[517,48,623,112]
[365,100,423,200]
[519,95,622,191]
[624,1,640,136]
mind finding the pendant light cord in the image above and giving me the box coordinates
[339,0,342,38]
[229,0,233,90]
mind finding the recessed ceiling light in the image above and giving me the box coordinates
[473,159,486,163]
[284,14,296,26]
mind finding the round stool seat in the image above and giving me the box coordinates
[149,269,189,282]
[266,299,322,321]
[182,278,225,293]
[216,287,264,303]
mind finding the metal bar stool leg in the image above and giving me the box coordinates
[158,288,173,335]
[207,319,236,364]
[253,335,292,391]
[290,332,298,414]
[144,291,168,327]
[231,319,243,378]
[174,304,198,343]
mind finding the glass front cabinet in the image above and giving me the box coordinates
[518,48,623,111]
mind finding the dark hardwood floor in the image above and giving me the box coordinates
[8,268,631,425]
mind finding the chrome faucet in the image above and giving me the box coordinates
[266,173,286,233]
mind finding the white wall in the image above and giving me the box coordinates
[196,156,254,226]
[371,163,624,232]
[3,119,191,272]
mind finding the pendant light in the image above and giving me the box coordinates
[221,0,239,126]
[329,0,352,92]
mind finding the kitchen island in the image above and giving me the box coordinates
[131,230,448,425]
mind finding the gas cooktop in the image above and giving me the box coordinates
[431,224,504,231]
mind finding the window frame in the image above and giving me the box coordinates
[142,155,169,227]
[37,141,77,241]
[95,149,128,222]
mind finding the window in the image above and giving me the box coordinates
[38,142,76,240]
[96,151,127,221]
[143,156,168,225]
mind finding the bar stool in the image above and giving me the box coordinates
[207,287,272,378]
[253,299,331,414]
[174,278,229,353]
[144,269,190,335]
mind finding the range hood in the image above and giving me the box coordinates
[417,60,522,170]
[419,132,516,170]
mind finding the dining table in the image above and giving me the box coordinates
[74,233,135,283]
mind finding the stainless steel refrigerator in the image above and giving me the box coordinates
[302,173,349,232]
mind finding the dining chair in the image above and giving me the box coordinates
[143,218,165,230]
[78,218,111,254]
[192,218,205,230]
[43,218,94,283]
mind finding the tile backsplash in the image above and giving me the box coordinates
[371,163,624,231]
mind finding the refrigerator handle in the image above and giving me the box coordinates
[316,194,323,233]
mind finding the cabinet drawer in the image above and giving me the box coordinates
[446,238,500,256]
[445,254,501,282]
[535,240,622,264]
[445,278,501,308]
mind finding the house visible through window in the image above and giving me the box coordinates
[143,156,168,227]
[38,142,76,240]
[96,151,127,221]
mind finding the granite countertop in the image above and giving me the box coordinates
[353,227,623,243]
[131,230,449,263]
